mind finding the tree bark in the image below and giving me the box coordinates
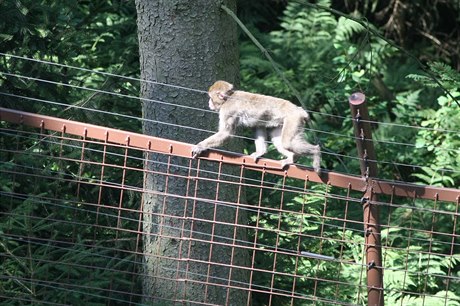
[135,0,249,304]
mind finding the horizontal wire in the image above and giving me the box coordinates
[0,52,207,94]
[0,72,213,114]
[0,128,353,201]
[0,91,244,140]
[2,92,460,178]
[361,117,460,134]
[2,72,460,178]
[11,124,457,209]
[2,53,459,135]
[2,132,458,239]
[4,192,458,284]
[4,182,457,251]
[373,135,460,154]
[3,69,459,155]
[0,274,145,304]
[3,70,460,162]
[0,209,367,284]
[0,294,69,306]
[3,89,459,166]
[0,249,141,281]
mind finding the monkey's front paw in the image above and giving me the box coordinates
[191,145,207,159]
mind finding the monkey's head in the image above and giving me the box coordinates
[207,80,234,111]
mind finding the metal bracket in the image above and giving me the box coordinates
[368,260,376,270]
[360,196,369,205]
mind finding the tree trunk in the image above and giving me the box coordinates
[135,0,249,304]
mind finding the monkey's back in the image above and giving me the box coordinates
[226,91,307,127]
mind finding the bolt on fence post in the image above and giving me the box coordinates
[349,93,384,306]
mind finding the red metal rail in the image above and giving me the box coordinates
[1,107,459,203]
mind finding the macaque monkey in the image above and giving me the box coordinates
[191,81,321,173]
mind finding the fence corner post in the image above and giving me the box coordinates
[349,93,384,306]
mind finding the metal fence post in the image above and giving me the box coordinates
[349,93,384,306]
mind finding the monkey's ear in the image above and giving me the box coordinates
[226,83,234,92]
[221,83,234,99]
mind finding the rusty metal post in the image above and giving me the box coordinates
[349,93,384,306]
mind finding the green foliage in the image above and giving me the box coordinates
[240,0,460,187]
[249,182,366,305]
[407,62,460,90]
[382,228,460,305]
[241,1,460,304]
[407,63,460,186]
[0,126,143,304]
[0,0,140,131]
[0,1,142,304]
[1,0,460,304]
[240,0,402,175]
[334,16,366,42]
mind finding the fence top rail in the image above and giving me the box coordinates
[1,107,459,203]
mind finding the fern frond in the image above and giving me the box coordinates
[407,61,460,90]
[335,16,366,41]
[429,61,460,85]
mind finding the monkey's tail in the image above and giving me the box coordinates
[290,136,320,156]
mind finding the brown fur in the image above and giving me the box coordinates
[192,81,321,172]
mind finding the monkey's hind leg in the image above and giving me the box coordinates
[250,128,268,162]
[280,114,305,150]
[270,127,295,168]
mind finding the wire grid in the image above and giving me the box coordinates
[0,121,459,305]
[379,193,460,305]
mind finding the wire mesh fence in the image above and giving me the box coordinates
[1,107,459,305]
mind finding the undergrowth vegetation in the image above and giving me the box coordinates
[1,0,459,304]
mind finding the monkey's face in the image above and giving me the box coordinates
[207,91,226,111]
[208,94,226,111]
